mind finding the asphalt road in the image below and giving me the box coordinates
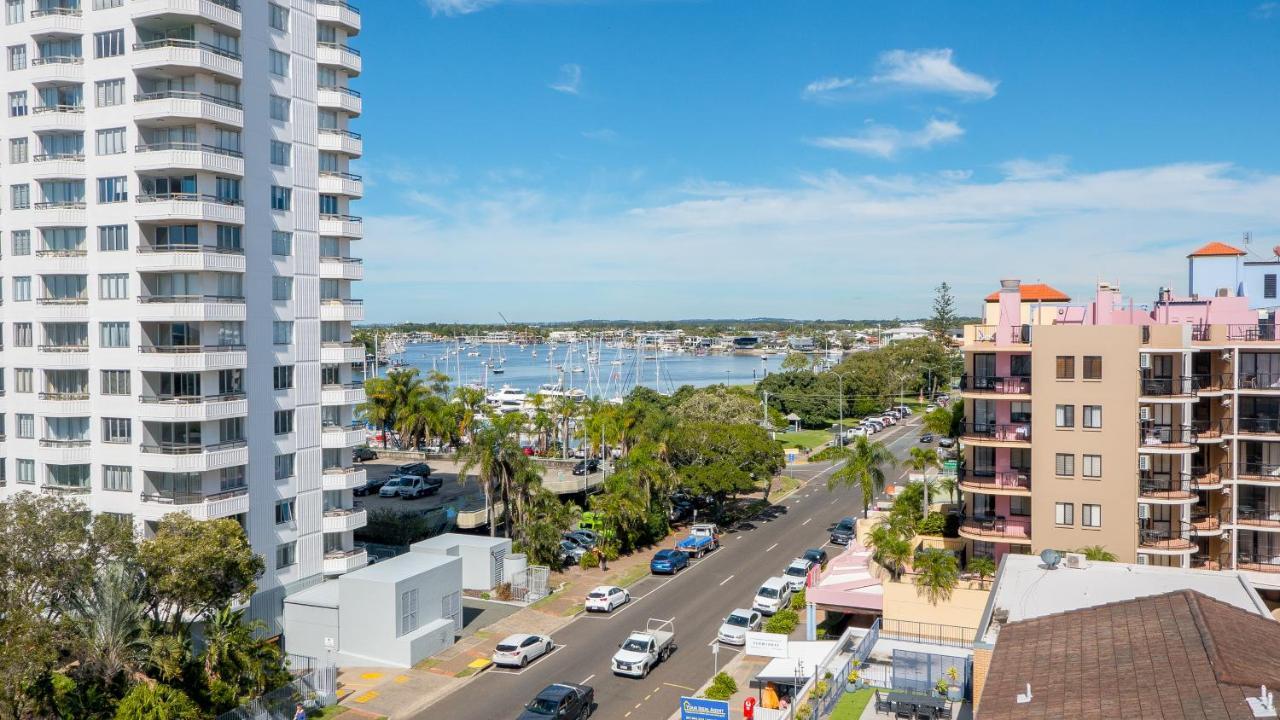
[429,416,927,720]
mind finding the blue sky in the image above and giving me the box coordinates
[354,0,1280,323]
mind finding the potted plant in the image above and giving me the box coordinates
[935,677,949,697]
[846,666,863,692]
[945,666,962,701]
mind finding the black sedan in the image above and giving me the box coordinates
[919,434,936,443]
[830,516,856,545]
[803,548,829,567]
[572,459,600,476]
[352,475,389,497]
[352,447,377,462]
[518,683,595,720]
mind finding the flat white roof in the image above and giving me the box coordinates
[755,641,836,684]
[347,551,459,583]
[411,533,512,552]
[286,580,340,608]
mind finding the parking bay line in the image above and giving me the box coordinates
[719,574,735,586]
[802,518,812,526]
[766,542,778,552]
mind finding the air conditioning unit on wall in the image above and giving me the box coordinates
[1140,407,1151,421]
[1139,455,1151,471]
[1140,354,1152,369]
[1137,554,1150,565]
[1139,504,1151,520]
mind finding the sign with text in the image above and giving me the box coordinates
[745,631,789,658]
[680,696,730,720]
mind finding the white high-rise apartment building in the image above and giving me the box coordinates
[0,0,367,630]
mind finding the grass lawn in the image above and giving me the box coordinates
[776,429,832,450]
[307,707,349,719]
[830,688,874,720]
[612,563,653,588]
[771,473,803,499]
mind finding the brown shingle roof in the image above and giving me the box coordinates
[980,589,1280,720]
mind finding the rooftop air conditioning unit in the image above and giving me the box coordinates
[1139,504,1151,520]
[1064,553,1089,570]
[1137,554,1150,565]
[1140,355,1152,369]
[1139,455,1151,471]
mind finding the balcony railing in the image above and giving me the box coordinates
[138,392,246,404]
[317,41,361,56]
[31,6,82,17]
[1230,552,1280,574]
[137,243,244,255]
[135,142,244,159]
[1138,473,1195,498]
[959,375,1030,394]
[33,201,86,210]
[322,298,364,306]
[961,423,1031,442]
[958,468,1031,491]
[318,84,361,98]
[31,56,83,65]
[32,153,84,162]
[137,294,245,304]
[1192,373,1232,392]
[138,344,246,354]
[968,324,1032,345]
[137,192,243,206]
[1226,323,1279,342]
[1234,506,1280,526]
[132,39,242,61]
[134,90,243,110]
[140,486,248,506]
[1235,462,1280,482]
[324,422,364,432]
[320,170,363,182]
[322,341,363,349]
[958,515,1031,541]
[1138,521,1195,550]
[42,484,90,495]
[36,296,87,305]
[35,248,86,257]
[1139,423,1195,446]
[1139,375,1197,397]
[139,439,246,455]
[38,391,89,401]
[318,0,360,13]
[320,128,362,140]
[38,438,90,448]
[1237,373,1280,390]
[1189,418,1227,440]
[1237,417,1280,435]
[323,381,365,390]
[38,344,88,352]
[320,213,362,222]
[1190,507,1227,533]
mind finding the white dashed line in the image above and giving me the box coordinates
[766,542,778,552]
[720,575,735,586]
[802,518,812,526]
[580,674,595,684]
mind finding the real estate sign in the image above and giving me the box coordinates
[680,696,730,720]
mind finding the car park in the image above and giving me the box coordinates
[752,577,793,616]
[649,548,689,574]
[585,585,630,613]
[716,609,762,645]
[492,633,555,668]
[518,683,595,720]
[573,459,601,476]
[803,548,829,567]
[830,516,856,545]
[782,558,814,592]
[398,476,442,499]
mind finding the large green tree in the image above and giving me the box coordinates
[668,422,784,503]
[136,516,264,632]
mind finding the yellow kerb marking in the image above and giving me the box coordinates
[353,691,379,704]
[359,672,384,681]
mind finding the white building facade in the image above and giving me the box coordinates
[0,0,367,631]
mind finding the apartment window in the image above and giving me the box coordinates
[16,460,34,486]
[11,184,30,210]
[321,365,340,386]
[103,465,131,492]
[95,0,124,8]
[1082,504,1102,528]
[274,410,294,435]
[269,94,290,121]
[9,137,26,163]
[1266,274,1279,300]
[319,194,339,215]
[10,91,27,117]
[273,321,293,345]
[269,3,289,30]
[273,365,294,390]
[95,78,125,107]
[400,589,419,636]
[1055,502,1074,526]
[270,186,291,211]
[1055,453,1074,476]
[1082,356,1102,380]
[271,231,292,256]
[93,30,125,58]
[1082,454,1102,478]
[15,369,32,394]
[272,276,292,301]
[101,370,129,395]
[13,231,30,256]
[1083,405,1102,429]
[12,323,31,347]
[100,322,128,348]
[1009,496,1031,516]
[96,127,126,155]
[7,44,24,70]
[274,500,295,525]
[102,418,131,444]
[269,140,291,166]
[97,177,127,203]
[1055,355,1075,379]
[99,273,128,300]
[276,542,296,569]
[274,453,295,481]
[269,49,290,77]
[1055,404,1075,428]
[98,225,127,251]
[16,414,33,439]
[13,276,30,301]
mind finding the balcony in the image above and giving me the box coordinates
[317,85,362,116]
[319,128,362,156]
[132,39,243,79]
[323,548,368,576]
[963,324,1032,347]
[1189,507,1226,537]
[29,57,83,84]
[1193,373,1232,394]
[960,422,1031,447]
[37,438,91,463]
[322,466,367,492]
[28,104,84,132]
[320,298,365,322]
[1138,374,1197,401]
[137,439,248,472]
[137,487,250,522]
[318,171,363,198]
[322,382,366,406]
[323,507,368,533]
[31,201,86,227]
[135,91,243,128]
[28,6,82,34]
[1231,507,1280,531]
[1231,552,1280,575]
[37,391,91,416]
[135,193,245,224]
[1190,418,1227,443]
[30,154,85,180]
[40,483,90,497]
[137,393,247,422]
[131,0,242,31]
[134,142,244,176]
[1138,423,1197,453]
[136,294,246,322]
[957,515,1032,545]
[958,468,1031,496]
[1234,463,1280,486]
[33,298,89,321]
[1237,372,1280,393]
[316,42,361,75]
[1137,521,1197,554]
[137,344,247,372]
[316,0,361,33]
[321,341,367,364]
[319,256,364,281]
[319,214,363,238]
[1234,417,1280,437]
[1138,473,1197,503]
[135,243,246,273]
[958,374,1030,399]
[322,423,366,449]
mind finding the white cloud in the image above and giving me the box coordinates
[422,0,499,15]
[1254,2,1278,18]
[810,119,964,159]
[871,49,998,99]
[550,63,582,94]
[802,76,857,100]
[999,155,1070,181]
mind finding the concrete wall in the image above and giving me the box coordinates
[337,556,463,667]
[411,534,511,591]
[1189,255,1242,300]
[282,595,340,664]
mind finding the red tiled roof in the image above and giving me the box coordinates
[983,283,1071,303]
[980,589,1280,720]
[1188,241,1246,257]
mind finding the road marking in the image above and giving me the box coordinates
[625,713,631,718]
[645,694,653,701]
[581,674,595,684]
[719,574,735,586]
[654,686,661,694]
[666,682,697,692]
[737,535,744,540]
[635,703,643,709]
[766,542,778,552]
[802,518,812,526]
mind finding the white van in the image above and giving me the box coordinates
[752,577,793,616]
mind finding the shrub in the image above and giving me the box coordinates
[578,552,600,570]
[764,609,799,635]
[917,511,947,536]
[494,583,513,601]
[796,704,813,720]
[792,588,806,608]
[704,672,738,700]
[602,543,621,562]
[114,684,200,720]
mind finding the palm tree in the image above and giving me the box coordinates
[867,520,912,580]
[359,378,397,448]
[551,395,578,459]
[923,403,964,443]
[620,441,676,510]
[68,562,149,687]
[396,386,444,451]
[966,556,997,588]
[453,385,488,443]
[813,435,896,518]
[1075,545,1117,562]
[904,446,942,512]
[913,549,960,604]
[457,413,526,537]
[201,605,257,686]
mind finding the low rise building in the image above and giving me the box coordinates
[411,533,514,592]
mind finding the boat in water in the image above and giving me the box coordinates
[486,385,526,413]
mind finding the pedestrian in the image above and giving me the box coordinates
[293,704,306,720]
[594,546,608,572]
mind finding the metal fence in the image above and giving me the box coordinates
[878,618,976,648]
[215,664,337,720]
[890,650,970,699]
[509,565,550,602]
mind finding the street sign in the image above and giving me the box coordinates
[680,696,730,720]
[745,631,789,658]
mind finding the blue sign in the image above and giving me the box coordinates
[680,696,730,720]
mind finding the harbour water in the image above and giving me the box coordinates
[380,341,782,396]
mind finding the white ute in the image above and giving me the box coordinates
[611,618,676,678]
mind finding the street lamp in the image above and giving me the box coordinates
[831,371,850,445]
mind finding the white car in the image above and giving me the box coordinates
[378,477,409,498]
[491,633,554,668]
[753,577,793,616]
[717,608,762,645]
[585,585,630,613]
[926,404,939,413]
[782,558,814,592]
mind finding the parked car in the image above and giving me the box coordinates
[926,403,939,413]
[394,462,432,479]
[379,477,410,498]
[352,447,377,462]
[611,618,676,678]
[560,540,587,565]
[865,420,885,432]
[803,547,829,567]
[919,433,936,443]
[938,437,956,449]
[398,476,442,499]
[894,405,913,415]
[752,577,793,616]
[585,585,630,613]
[830,516,856,545]
[571,528,601,546]
[492,633,554,668]
[879,415,897,426]
[675,523,720,558]
[352,475,388,497]
[649,548,689,574]
[518,683,594,720]
[563,531,597,550]
[717,608,762,645]
[572,459,601,476]
[782,558,814,592]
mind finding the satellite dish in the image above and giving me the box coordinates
[1040,549,1062,569]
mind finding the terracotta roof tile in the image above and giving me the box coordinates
[983,283,1071,302]
[1188,241,1246,257]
